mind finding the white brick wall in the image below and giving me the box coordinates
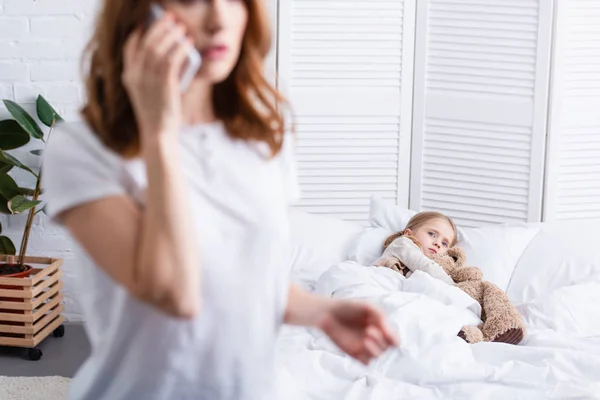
[0,0,101,322]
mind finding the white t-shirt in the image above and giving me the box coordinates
[43,120,300,400]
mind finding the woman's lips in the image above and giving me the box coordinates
[202,45,228,60]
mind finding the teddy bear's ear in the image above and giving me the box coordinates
[447,246,467,266]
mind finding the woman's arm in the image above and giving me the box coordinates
[284,284,399,365]
[382,237,454,284]
[284,284,332,327]
[61,136,200,319]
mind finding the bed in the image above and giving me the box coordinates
[274,197,600,400]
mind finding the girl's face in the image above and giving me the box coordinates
[405,219,455,256]
[166,0,248,83]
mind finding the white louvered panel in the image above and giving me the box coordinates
[421,119,532,227]
[411,0,552,226]
[290,1,403,88]
[544,0,600,221]
[563,1,600,97]
[278,0,416,222]
[427,0,538,99]
[550,127,600,220]
[294,116,399,221]
[265,0,278,85]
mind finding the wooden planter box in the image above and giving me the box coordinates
[0,255,65,360]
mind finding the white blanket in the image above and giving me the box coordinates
[276,262,600,400]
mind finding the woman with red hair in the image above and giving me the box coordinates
[43,1,398,398]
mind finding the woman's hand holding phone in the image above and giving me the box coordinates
[122,11,193,141]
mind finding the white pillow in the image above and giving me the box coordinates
[289,211,363,289]
[347,226,393,266]
[458,224,539,291]
[346,196,416,265]
[370,195,417,230]
[507,218,600,304]
[350,196,540,290]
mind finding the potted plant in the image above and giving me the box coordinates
[0,95,61,278]
[0,96,65,361]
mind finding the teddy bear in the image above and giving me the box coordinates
[429,246,526,345]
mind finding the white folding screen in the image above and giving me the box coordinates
[544,0,600,221]
[409,0,554,227]
[277,0,416,222]
[266,0,278,85]
[273,0,597,225]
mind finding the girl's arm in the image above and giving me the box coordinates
[379,237,454,284]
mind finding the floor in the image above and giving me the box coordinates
[0,323,90,378]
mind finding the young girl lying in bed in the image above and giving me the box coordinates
[373,212,457,285]
[374,211,527,345]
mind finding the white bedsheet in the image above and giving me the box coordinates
[275,262,600,400]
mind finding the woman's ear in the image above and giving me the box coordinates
[403,228,412,236]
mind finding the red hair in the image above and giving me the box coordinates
[80,0,288,158]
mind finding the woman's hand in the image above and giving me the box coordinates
[318,300,399,365]
[122,12,194,139]
[285,285,399,365]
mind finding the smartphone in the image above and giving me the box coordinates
[148,3,202,92]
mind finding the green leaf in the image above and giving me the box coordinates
[36,95,62,128]
[30,149,43,156]
[0,236,16,255]
[7,195,41,214]
[0,120,31,150]
[2,100,44,140]
[34,204,46,216]
[0,150,36,177]
[16,187,36,196]
[0,173,21,200]
[0,162,13,175]
[0,195,10,214]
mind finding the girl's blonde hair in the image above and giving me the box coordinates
[383,212,458,250]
